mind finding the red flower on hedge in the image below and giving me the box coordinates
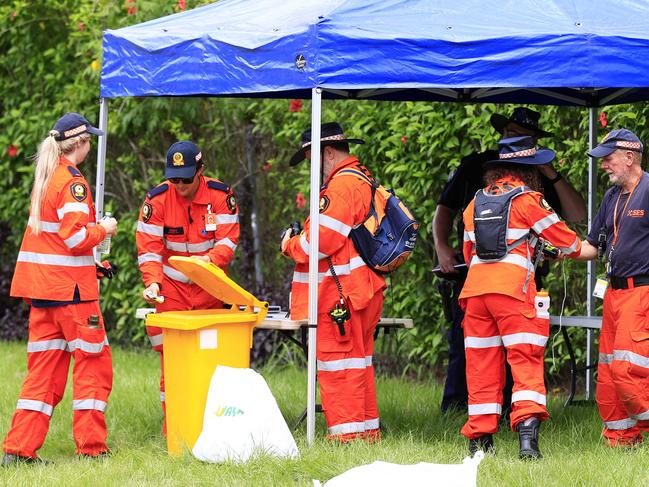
[126,0,137,15]
[599,111,608,128]
[295,191,306,209]
[7,145,18,158]
[78,22,85,31]
[262,162,273,173]
[401,136,408,145]
[177,0,186,10]
[289,99,303,113]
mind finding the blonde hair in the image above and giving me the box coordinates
[30,130,90,234]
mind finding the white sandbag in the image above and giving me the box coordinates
[192,365,299,463]
[313,451,484,487]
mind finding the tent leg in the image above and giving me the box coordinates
[307,88,322,447]
[586,107,598,401]
[95,97,109,220]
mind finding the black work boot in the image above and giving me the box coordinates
[1,453,48,467]
[517,417,542,460]
[468,434,494,455]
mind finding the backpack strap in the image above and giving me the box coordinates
[336,167,379,226]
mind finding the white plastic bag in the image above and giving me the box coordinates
[192,365,299,463]
[313,451,484,487]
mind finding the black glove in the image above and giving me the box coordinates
[279,221,303,250]
[96,261,119,280]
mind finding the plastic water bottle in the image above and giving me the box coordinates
[97,211,112,255]
[534,289,550,319]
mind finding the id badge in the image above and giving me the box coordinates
[205,213,217,232]
[593,278,608,299]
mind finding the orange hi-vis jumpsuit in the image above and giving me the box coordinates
[136,176,239,417]
[285,156,386,441]
[5,157,112,458]
[459,177,581,439]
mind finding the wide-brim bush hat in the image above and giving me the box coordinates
[484,135,555,166]
[490,107,552,138]
[289,122,364,166]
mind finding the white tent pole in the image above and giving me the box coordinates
[95,97,109,220]
[307,87,322,446]
[586,106,598,400]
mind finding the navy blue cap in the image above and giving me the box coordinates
[588,129,644,158]
[165,141,202,179]
[485,136,555,166]
[52,112,103,141]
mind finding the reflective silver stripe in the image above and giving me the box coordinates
[138,252,163,265]
[187,240,215,252]
[28,217,60,233]
[328,421,366,435]
[631,409,649,421]
[160,392,166,402]
[214,238,237,251]
[470,253,529,270]
[64,227,87,248]
[27,339,69,353]
[68,337,109,354]
[468,403,502,415]
[464,230,475,242]
[73,399,107,412]
[165,240,188,252]
[558,237,580,255]
[464,336,502,348]
[215,214,239,225]
[137,221,164,237]
[511,390,546,405]
[531,213,560,234]
[613,350,649,369]
[502,333,548,347]
[365,418,380,430]
[17,251,95,267]
[317,357,367,372]
[604,418,637,430]
[293,256,367,283]
[507,228,529,240]
[17,399,53,416]
[599,353,614,365]
[319,214,351,237]
[365,355,373,366]
[149,334,163,348]
[57,202,89,219]
[163,265,191,283]
[299,234,327,259]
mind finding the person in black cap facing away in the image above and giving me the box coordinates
[574,129,649,448]
[3,113,117,465]
[281,122,387,442]
[433,107,587,415]
[135,140,240,435]
[459,136,584,459]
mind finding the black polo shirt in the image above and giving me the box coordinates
[587,172,649,278]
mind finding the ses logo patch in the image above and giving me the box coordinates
[215,406,244,417]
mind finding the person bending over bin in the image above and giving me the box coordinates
[281,122,386,442]
[2,113,118,466]
[458,136,584,459]
[136,140,239,434]
[433,107,586,415]
[573,129,649,448]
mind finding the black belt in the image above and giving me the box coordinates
[609,275,649,290]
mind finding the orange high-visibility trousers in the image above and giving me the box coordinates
[597,285,649,446]
[461,293,549,439]
[317,292,384,441]
[3,302,112,458]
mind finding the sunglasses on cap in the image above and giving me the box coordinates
[169,164,203,184]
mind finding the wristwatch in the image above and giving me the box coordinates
[549,173,563,185]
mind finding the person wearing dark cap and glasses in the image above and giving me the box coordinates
[574,129,649,448]
[282,122,387,442]
[2,113,117,465]
[135,140,240,435]
[433,107,586,416]
[459,136,584,459]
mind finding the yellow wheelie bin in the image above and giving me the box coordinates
[145,256,268,455]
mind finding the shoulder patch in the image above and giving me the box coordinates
[226,194,237,214]
[539,197,554,212]
[142,202,153,223]
[147,183,169,199]
[207,180,230,193]
[319,195,330,213]
[67,165,83,177]
[70,182,88,202]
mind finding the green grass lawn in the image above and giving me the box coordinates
[0,341,648,486]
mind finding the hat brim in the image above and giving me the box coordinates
[484,148,556,167]
[587,144,617,158]
[490,114,553,138]
[86,126,104,137]
[289,139,365,166]
[165,165,197,179]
